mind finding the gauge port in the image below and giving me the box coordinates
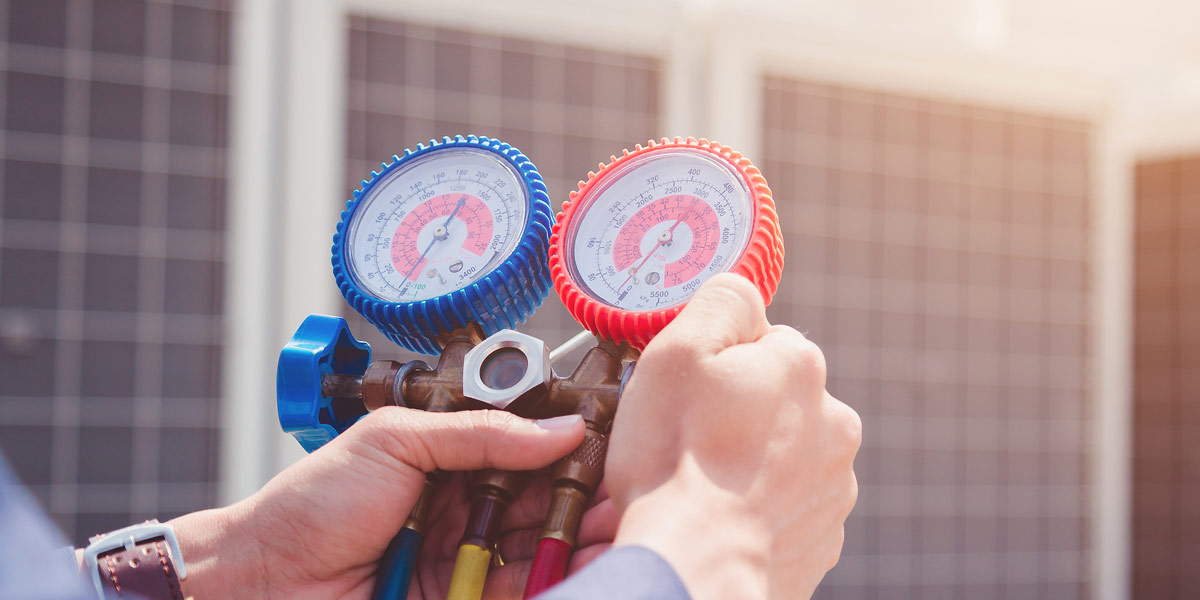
[480,346,529,391]
[462,330,552,409]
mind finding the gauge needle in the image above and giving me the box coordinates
[617,210,691,291]
[400,196,466,292]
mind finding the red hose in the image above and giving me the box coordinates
[523,538,572,598]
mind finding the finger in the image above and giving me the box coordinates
[589,481,609,507]
[413,552,453,600]
[496,527,541,563]
[480,559,532,600]
[426,473,471,560]
[567,543,612,575]
[429,471,468,523]
[651,273,770,356]
[364,408,586,473]
[576,498,618,548]
[495,496,618,572]
[500,476,552,531]
[503,476,610,532]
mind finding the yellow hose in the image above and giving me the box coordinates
[446,543,492,600]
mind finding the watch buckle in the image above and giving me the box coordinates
[83,520,187,598]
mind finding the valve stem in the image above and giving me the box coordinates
[460,470,522,549]
[542,429,607,546]
[403,476,437,534]
[320,373,363,399]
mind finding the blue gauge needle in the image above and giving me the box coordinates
[399,196,466,293]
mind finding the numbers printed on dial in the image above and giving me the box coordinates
[345,148,527,302]
[567,149,753,311]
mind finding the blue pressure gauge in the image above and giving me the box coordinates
[333,135,554,354]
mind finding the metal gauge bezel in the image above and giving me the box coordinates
[342,147,529,303]
[562,147,756,311]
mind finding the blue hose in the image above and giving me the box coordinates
[372,527,424,600]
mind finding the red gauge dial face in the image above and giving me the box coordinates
[610,194,720,288]
[344,149,528,302]
[564,148,754,311]
[389,193,495,282]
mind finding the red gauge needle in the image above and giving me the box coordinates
[617,209,691,291]
[399,196,466,293]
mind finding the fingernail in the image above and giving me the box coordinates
[536,414,583,430]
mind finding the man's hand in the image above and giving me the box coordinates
[169,409,617,599]
[606,274,862,599]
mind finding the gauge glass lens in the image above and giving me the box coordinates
[565,149,753,311]
[345,148,529,302]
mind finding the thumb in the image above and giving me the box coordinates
[363,407,586,473]
[654,273,770,355]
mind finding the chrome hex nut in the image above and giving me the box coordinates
[462,329,552,410]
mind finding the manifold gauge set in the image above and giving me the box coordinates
[276,135,784,600]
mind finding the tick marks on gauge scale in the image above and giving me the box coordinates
[398,196,466,294]
[616,209,691,292]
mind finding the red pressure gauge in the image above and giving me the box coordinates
[549,138,784,349]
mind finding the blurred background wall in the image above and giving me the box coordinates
[2,0,1199,598]
[0,0,230,543]
[763,80,1092,598]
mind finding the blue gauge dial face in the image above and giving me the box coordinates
[345,148,530,302]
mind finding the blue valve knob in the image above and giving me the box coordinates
[277,314,372,453]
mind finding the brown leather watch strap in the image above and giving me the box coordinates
[92,535,185,600]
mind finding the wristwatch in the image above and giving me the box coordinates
[82,520,188,599]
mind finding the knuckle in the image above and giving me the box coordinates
[843,472,860,514]
[473,409,523,449]
[793,337,827,380]
[840,404,864,451]
[641,333,702,369]
[352,405,387,430]
[774,330,826,392]
[473,408,511,434]
[358,407,430,466]
[824,396,862,455]
[826,527,846,571]
[356,406,404,442]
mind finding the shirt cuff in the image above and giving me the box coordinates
[536,545,691,600]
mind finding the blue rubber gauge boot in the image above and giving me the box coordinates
[332,135,554,355]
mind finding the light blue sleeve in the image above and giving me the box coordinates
[0,454,94,600]
[536,546,692,600]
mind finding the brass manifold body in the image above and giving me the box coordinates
[323,324,635,549]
